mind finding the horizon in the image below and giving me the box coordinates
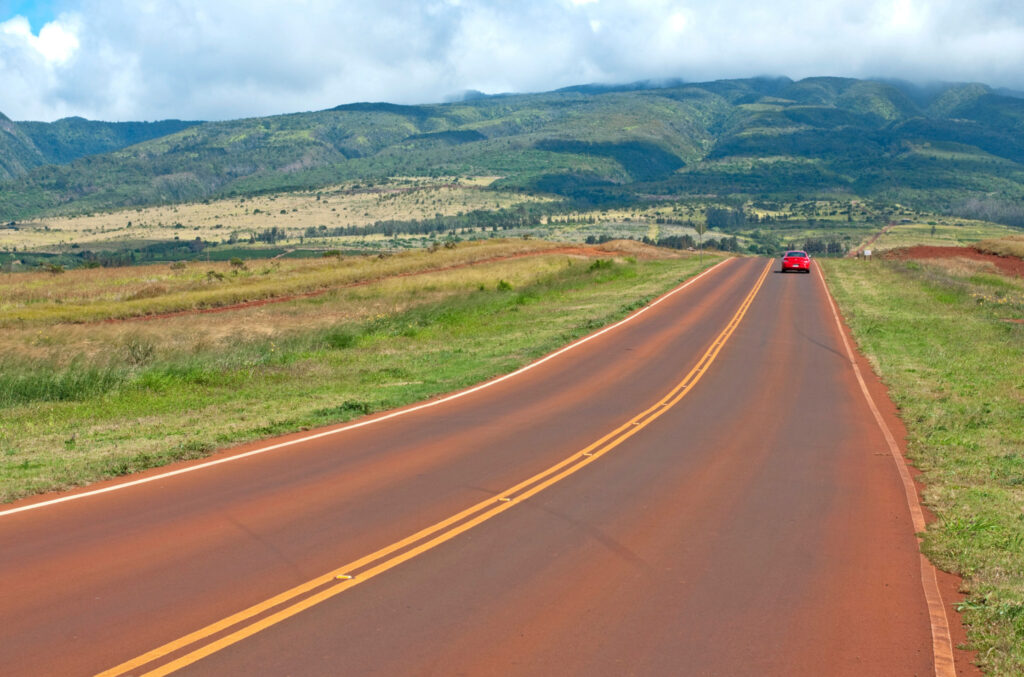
[2,73,1020,125]
[2,1,1024,123]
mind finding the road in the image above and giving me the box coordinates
[1,257,949,676]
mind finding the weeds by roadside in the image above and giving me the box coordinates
[0,246,716,504]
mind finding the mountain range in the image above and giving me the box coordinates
[2,76,1024,220]
[0,114,197,180]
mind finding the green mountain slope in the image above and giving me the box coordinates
[18,117,199,165]
[0,113,198,182]
[0,112,46,180]
[2,77,1024,220]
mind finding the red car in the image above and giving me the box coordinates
[781,250,811,273]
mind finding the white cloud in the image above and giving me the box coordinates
[888,0,927,33]
[1,15,79,63]
[1,15,31,38]
[35,20,79,63]
[0,14,82,120]
[0,0,1023,122]
[667,11,688,33]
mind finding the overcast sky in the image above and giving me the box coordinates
[1,0,1023,122]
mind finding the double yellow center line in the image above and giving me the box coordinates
[99,259,772,677]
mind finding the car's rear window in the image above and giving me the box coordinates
[784,251,807,258]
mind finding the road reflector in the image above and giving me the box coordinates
[498,497,512,502]
[335,574,353,580]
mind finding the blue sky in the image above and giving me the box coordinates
[1,0,58,28]
[2,1,1024,122]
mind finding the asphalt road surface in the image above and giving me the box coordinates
[1,257,946,676]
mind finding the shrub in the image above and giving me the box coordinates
[123,336,156,366]
[324,329,357,349]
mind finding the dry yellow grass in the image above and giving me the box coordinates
[590,239,682,259]
[866,220,1019,251]
[919,257,1000,278]
[0,239,568,324]
[2,177,546,251]
[975,235,1024,259]
[0,239,664,365]
[542,204,705,226]
[1,255,581,366]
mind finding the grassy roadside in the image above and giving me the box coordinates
[0,245,720,503]
[822,258,1024,676]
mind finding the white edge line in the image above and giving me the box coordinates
[815,263,956,677]
[1,257,736,519]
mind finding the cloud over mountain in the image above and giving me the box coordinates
[1,0,1023,122]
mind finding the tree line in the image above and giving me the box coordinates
[952,197,1024,228]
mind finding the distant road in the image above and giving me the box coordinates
[0,257,941,676]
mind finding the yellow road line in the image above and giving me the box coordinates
[98,259,772,677]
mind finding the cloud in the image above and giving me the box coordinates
[1,14,77,63]
[0,13,81,120]
[1,0,1023,122]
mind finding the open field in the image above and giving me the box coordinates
[0,240,715,503]
[534,217,731,248]
[823,257,1024,676]
[9,186,1019,271]
[555,198,995,257]
[0,239,577,325]
[1,176,546,252]
[862,220,1020,252]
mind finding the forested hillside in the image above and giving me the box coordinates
[0,113,197,181]
[2,76,1024,221]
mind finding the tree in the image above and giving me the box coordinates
[695,220,707,264]
[705,206,746,230]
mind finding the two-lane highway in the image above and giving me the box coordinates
[1,257,943,675]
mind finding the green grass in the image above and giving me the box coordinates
[0,251,719,503]
[823,258,1024,675]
